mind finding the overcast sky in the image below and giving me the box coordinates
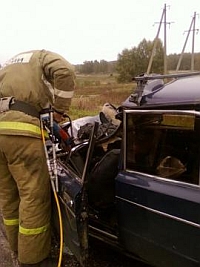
[0,0,200,65]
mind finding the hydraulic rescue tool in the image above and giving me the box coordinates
[40,108,73,267]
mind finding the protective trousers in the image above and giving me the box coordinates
[0,135,51,264]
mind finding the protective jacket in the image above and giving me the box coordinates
[0,50,75,264]
[0,49,75,137]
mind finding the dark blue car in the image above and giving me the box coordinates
[52,72,200,267]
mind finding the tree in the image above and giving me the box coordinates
[81,61,94,74]
[99,60,108,73]
[116,38,164,83]
[116,48,137,82]
[151,39,164,73]
[167,53,179,70]
[167,53,200,71]
[75,60,113,74]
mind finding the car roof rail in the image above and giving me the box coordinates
[134,71,200,81]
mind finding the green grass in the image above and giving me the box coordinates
[70,74,134,119]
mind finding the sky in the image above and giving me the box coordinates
[0,0,200,65]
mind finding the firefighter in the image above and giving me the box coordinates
[0,50,75,266]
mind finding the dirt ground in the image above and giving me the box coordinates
[0,213,150,267]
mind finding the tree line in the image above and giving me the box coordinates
[75,60,116,75]
[75,38,200,83]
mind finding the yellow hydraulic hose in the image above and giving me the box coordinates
[51,181,63,267]
[41,122,64,267]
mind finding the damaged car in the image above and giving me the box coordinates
[49,71,200,267]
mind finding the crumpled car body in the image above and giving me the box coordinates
[51,72,200,267]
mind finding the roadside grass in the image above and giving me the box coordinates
[70,74,135,119]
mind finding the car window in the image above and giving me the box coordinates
[125,111,200,185]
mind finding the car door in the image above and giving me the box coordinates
[116,110,200,267]
[52,122,99,266]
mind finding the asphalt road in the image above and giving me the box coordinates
[0,213,150,267]
[0,214,19,267]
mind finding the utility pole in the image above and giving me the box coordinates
[176,12,199,71]
[191,12,198,71]
[147,6,165,74]
[163,3,167,75]
[147,4,173,75]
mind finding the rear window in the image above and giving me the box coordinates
[125,111,200,185]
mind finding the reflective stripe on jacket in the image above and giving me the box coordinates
[0,120,48,138]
